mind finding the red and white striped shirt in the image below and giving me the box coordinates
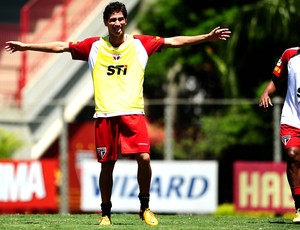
[273,47,300,128]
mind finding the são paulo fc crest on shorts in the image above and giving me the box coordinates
[281,135,291,146]
[97,147,107,159]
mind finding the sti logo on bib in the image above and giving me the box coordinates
[107,65,128,75]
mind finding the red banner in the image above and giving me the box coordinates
[0,160,59,212]
[234,161,294,213]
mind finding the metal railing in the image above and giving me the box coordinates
[19,0,71,106]
[0,0,102,107]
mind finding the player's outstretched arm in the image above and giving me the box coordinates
[206,26,231,42]
[5,41,70,53]
[163,26,231,48]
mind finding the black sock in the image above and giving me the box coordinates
[138,193,150,211]
[293,194,300,210]
[101,201,112,218]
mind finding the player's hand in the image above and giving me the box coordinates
[259,94,273,112]
[208,26,231,42]
[5,41,27,53]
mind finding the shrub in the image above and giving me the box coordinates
[0,128,23,159]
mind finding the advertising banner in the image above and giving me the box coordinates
[0,160,59,211]
[234,161,294,212]
[81,160,218,213]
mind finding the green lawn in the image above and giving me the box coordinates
[0,213,298,230]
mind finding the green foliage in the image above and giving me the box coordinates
[240,0,300,42]
[174,105,265,160]
[151,144,164,160]
[214,203,236,216]
[138,0,234,98]
[139,0,300,99]
[0,128,23,159]
[215,203,276,217]
[143,50,175,95]
[199,105,264,156]
[255,81,269,98]
[138,0,300,160]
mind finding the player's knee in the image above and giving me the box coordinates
[136,152,150,163]
[287,147,300,161]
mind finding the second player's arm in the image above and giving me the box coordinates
[259,78,277,110]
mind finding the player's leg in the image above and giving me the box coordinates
[281,124,300,223]
[135,152,158,226]
[99,161,115,223]
[95,117,119,225]
[286,147,300,223]
[120,115,158,226]
[136,152,151,208]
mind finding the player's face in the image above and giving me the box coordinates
[105,11,127,37]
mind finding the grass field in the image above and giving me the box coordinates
[0,213,299,230]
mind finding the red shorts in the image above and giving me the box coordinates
[95,114,150,162]
[280,124,300,149]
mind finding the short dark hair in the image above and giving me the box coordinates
[103,1,127,21]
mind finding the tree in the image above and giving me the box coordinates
[137,0,300,160]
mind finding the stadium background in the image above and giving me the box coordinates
[0,0,299,215]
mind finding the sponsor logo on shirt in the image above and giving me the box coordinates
[274,66,281,74]
[138,142,149,146]
[107,65,128,75]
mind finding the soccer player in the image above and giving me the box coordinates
[5,1,231,226]
[259,47,300,223]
